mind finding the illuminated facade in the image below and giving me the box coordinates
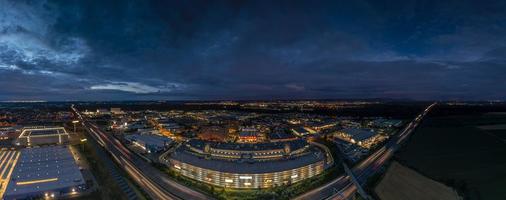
[163,139,329,188]
[335,128,384,149]
[16,127,69,146]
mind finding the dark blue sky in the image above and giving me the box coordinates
[1,0,505,101]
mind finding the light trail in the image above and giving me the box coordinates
[71,105,210,200]
[297,102,436,200]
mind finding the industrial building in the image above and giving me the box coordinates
[163,139,329,188]
[3,146,86,200]
[291,127,314,137]
[335,128,383,149]
[125,134,173,153]
[16,127,69,146]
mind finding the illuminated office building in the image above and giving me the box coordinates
[163,139,329,188]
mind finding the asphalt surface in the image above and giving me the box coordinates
[295,103,436,200]
[72,106,210,200]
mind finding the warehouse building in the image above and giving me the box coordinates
[335,128,383,149]
[3,146,86,200]
[125,134,173,153]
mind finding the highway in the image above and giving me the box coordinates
[71,106,210,200]
[295,102,437,200]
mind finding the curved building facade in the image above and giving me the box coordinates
[162,139,329,188]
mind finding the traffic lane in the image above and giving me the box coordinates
[83,120,208,200]
[329,106,433,199]
[82,122,178,200]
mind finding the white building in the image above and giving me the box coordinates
[125,134,173,153]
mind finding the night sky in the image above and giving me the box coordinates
[1,0,505,101]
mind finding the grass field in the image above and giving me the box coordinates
[396,112,506,200]
[375,161,460,200]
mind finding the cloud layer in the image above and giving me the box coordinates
[0,0,505,101]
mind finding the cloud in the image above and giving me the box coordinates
[89,82,183,94]
[0,1,89,76]
[285,84,305,91]
[0,1,505,100]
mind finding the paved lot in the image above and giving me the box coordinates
[0,150,20,198]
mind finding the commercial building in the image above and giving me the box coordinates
[238,131,259,143]
[110,107,124,115]
[237,127,260,143]
[125,134,173,153]
[368,119,403,128]
[291,127,314,137]
[16,127,69,146]
[269,132,297,142]
[95,109,111,115]
[197,126,228,142]
[335,128,382,149]
[3,146,86,200]
[163,139,329,188]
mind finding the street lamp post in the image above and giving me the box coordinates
[72,120,79,134]
[80,138,87,152]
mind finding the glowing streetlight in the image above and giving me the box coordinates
[72,120,79,133]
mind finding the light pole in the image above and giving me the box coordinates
[72,120,79,134]
[80,138,87,152]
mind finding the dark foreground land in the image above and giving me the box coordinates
[396,104,506,200]
[375,161,460,200]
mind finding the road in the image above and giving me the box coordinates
[295,103,437,200]
[71,106,210,200]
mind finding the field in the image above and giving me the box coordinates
[396,108,506,200]
[375,161,460,200]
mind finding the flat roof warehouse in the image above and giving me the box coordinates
[3,146,85,199]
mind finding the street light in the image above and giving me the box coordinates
[72,120,79,134]
[80,138,87,151]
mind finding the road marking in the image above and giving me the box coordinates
[0,151,20,199]
[0,152,15,178]
[0,151,12,170]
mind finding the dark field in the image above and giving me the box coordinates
[396,106,506,200]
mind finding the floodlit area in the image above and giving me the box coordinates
[0,150,21,198]
[16,127,70,146]
[2,146,86,200]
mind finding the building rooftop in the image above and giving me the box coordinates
[341,128,377,142]
[269,132,296,140]
[125,134,172,147]
[239,131,257,138]
[170,145,325,174]
[187,138,308,152]
[4,146,85,197]
[20,127,67,137]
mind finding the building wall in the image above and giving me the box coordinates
[168,159,325,188]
